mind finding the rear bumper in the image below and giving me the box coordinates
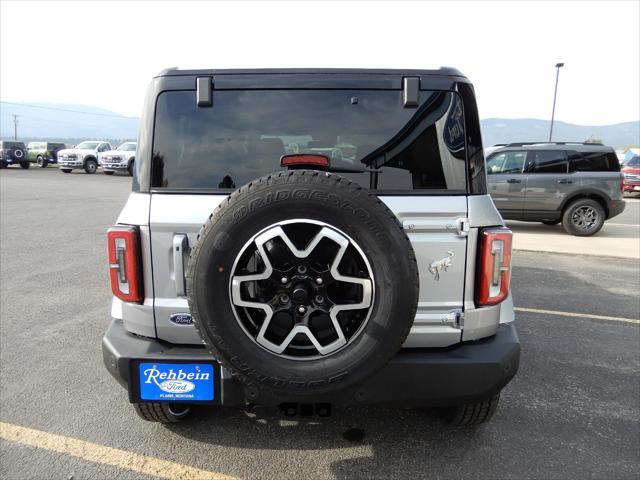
[607,199,625,219]
[102,319,520,408]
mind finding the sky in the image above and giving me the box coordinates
[1,0,639,125]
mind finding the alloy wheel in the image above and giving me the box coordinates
[229,220,374,360]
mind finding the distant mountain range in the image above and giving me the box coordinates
[481,118,639,149]
[1,101,638,148]
[0,102,138,143]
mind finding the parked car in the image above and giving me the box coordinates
[622,156,640,194]
[58,141,112,174]
[486,142,625,236]
[102,68,520,426]
[26,141,66,167]
[99,142,136,176]
[0,141,29,169]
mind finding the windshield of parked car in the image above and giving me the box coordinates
[75,141,101,150]
[117,143,136,151]
[152,89,467,192]
[626,156,640,167]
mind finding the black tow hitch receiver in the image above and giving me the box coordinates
[280,154,330,170]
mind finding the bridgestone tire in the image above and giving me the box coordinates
[562,198,605,236]
[187,170,419,397]
[133,402,191,423]
[128,160,134,176]
[446,394,500,426]
[19,161,30,169]
[0,161,6,169]
[37,156,48,168]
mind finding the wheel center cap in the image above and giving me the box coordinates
[292,282,310,303]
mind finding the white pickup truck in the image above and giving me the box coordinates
[58,140,112,174]
[99,142,137,176]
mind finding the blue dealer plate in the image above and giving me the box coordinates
[139,363,214,401]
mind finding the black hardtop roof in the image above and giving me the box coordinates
[156,67,467,78]
[492,142,615,153]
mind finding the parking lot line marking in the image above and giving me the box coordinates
[0,421,237,480]
[514,307,639,324]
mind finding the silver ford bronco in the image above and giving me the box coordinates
[102,68,520,425]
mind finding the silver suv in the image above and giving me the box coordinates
[487,143,625,235]
[102,68,520,426]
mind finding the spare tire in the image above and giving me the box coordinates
[187,170,419,396]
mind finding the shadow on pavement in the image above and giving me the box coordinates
[166,405,486,479]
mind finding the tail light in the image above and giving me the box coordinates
[107,225,143,303]
[476,227,513,306]
[620,173,625,193]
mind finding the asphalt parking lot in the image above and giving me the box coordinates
[1,167,639,480]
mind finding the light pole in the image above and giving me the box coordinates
[12,114,19,140]
[549,62,564,142]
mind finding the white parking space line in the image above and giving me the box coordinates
[514,307,639,324]
[0,422,237,480]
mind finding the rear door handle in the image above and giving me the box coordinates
[506,178,521,184]
[558,179,573,184]
[173,234,189,297]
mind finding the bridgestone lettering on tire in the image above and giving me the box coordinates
[187,170,419,396]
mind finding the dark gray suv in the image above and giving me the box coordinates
[486,143,625,236]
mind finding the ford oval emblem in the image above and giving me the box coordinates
[169,313,193,326]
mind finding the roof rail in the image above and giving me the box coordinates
[494,141,604,147]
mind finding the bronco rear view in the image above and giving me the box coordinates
[102,68,520,426]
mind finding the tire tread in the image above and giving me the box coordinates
[187,170,419,394]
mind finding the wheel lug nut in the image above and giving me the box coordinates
[297,305,307,314]
[280,294,289,304]
[297,265,307,274]
[315,295,324,304]
[280,276,288,284]
[315,277,323,285]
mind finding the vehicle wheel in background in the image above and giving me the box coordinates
[128,160,134,176]
[19,162,30,169]
[37,156,48,168]
[104,171,115,175]
[133,402,191,423]
[0,161,7,169]
[562,198,605,236]
[541,220,560,225]
[444,394,500,426]
[84,159,98,174]
[61,169,72,173]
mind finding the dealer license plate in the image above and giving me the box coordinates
[138,363,214,401]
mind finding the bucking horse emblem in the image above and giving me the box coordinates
[429,251,454,281]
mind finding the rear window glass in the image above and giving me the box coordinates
[2,142,24,149]
[530,150,568,173]
[569,151,619,172]
[151,89,467,193]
